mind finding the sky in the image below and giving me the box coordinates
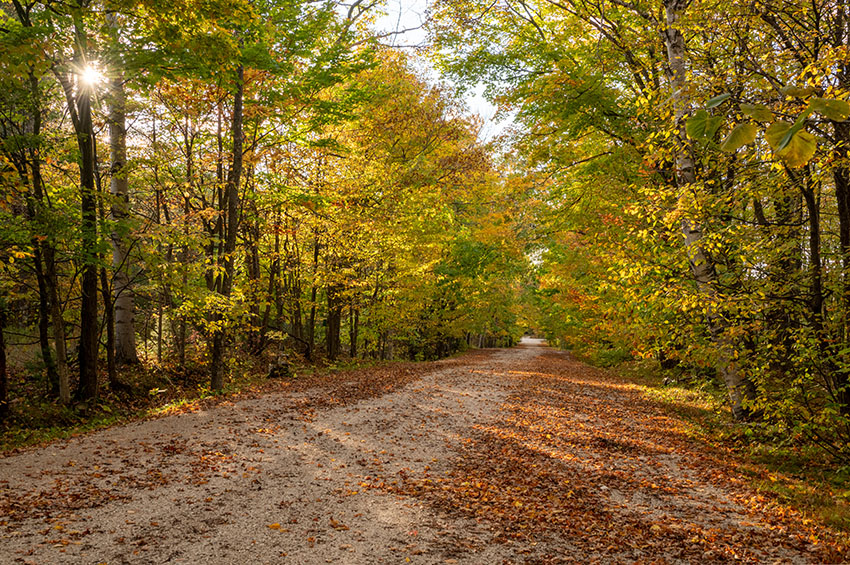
[371,0,508,141]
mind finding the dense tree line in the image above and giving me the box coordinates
[5,0,847,464]
[430,0,850,459]
[0,0,525,414]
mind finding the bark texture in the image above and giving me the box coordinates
[55,27,99,401]
[0,299,7,419]
[326,285,342,360]
[108,65,138,365]
[663,0,753,420]
[209,65,244,390]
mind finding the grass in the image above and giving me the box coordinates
[0,366,218,453]
[744,459,850,532]
[0,348,419,454]
[0,353,275,452]
[1,404,131,452]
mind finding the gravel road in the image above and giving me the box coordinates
[0,339,843,564]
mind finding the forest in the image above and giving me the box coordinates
[2,0,850,470]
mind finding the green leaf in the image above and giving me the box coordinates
[781,85,815,98]
[775,108,812,150]
[706,93,731,108]
[809,97,850,121]
[719,123,758,152]
[765,121,792,150]
[765,122,817,168]
[740,103,774,122]
[686,110,724,140]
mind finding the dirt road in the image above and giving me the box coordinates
[0,340,843,563]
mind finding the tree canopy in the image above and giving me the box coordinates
[2,0,850,463]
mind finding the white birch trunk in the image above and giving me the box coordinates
[663,0,751,420]
[108,62,138,365]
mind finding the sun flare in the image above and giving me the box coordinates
[79,64,104,87]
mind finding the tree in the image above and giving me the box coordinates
[52,2,100,401]
[106,11,138,366]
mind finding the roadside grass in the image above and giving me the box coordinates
[0,358,248,453]
[614,358,850,537]
[0,351,393,454]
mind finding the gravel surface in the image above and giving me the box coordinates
[0,339,842,564]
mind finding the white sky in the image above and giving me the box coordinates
[372,0,508,141]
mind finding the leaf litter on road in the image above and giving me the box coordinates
[0,342,846,563]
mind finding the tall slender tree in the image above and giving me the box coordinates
[106,11,138,366]
[53,5,99,401]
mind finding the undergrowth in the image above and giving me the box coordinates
[0,350,386,453]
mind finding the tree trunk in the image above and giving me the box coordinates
[0,298,8,420]
[663,0,752,420]
[326,286,342,360]
[174,111,192,367]
[100,266,117,388]
[9,0,60,399]
[246,240,261,352]
[258,211,281,352]
[94,179,120,389]
[26,74,68,401]
[282,222,303,345]
[835,17,850,415]
[209,64,244,391]
[832,121,850,412]
[244,175,262,353]
[306,235,320,360]
[349,302,358,358]
[380,331,389,360]
[44,244,70,404]
[801,183,824,328]
[178,194,190,367]
[108,64,138,365]
[29,214,58,396]
[21,71,58,397]
[290,295,303,347]
[56,35,100,401]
